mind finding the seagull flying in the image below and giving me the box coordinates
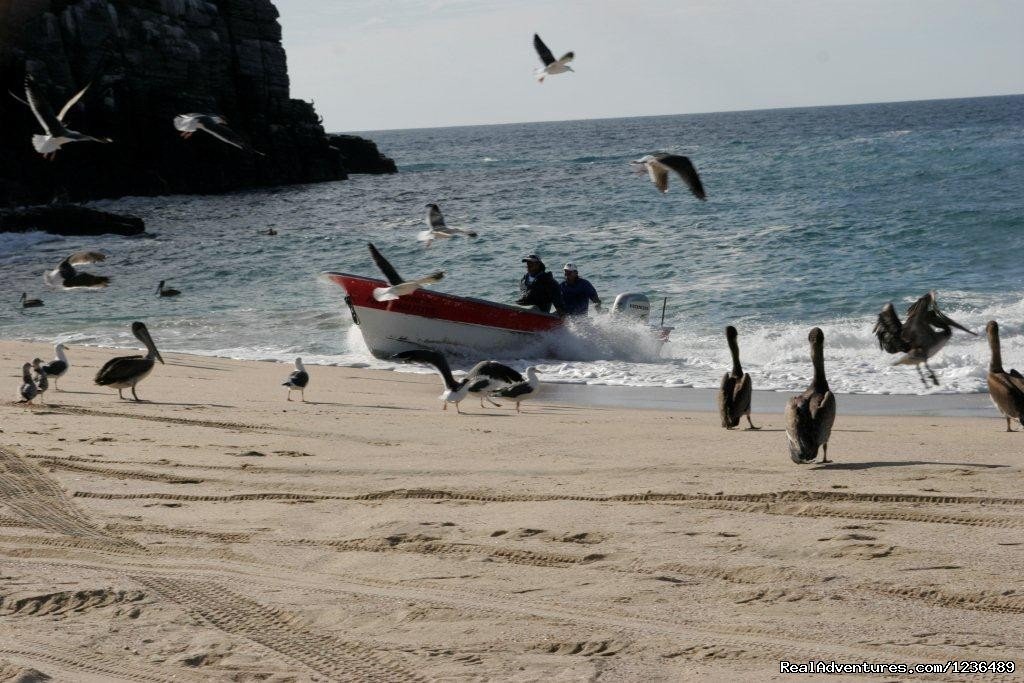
[174,113,265,155]
[373,271,445,302]
[12,76,111,160]
[631,154,707,200]
[533,34,574,83]
[44,251,110,289]
[417,203,478,247]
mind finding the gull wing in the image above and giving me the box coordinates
[427,204,447,230]
[24,76,65,136]
[410,271,445,287]
[67,251,106,266]
[57,82,92,122]
[468,361,523,384]
[646,160,670,193]
[367,242,404,285]
[557,51,575,65]
[198,116,261,154]
[533,34,556,66]
[655,154,706,200]
[391,348,459,391]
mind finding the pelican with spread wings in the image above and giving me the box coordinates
[44,251,110,289]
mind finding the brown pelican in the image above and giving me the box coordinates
[490,367,540,414]
[173,113,265,155]
[533,34,574,83]
[631,154,707,199]
[39,343,69,390]
[31,359,48,402]
[418,204,478,247]
[157,280,181,297]
[785,328,836,464]
[717,326,758,430]
[20,293,43,308]
[44,251,109,288]
[94,322,164,401]
[13,76,111,159]
[282,358,309,401]
[873,291,975,387]
[18,363,38,404]
[985,320,1024,432]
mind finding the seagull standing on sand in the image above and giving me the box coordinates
[418,204,478,247]
[174,113,265,155]
[490,367,540,414]
[13,76,111,160]
[31,359,49,403]
[533,34,574,83]
[157,280,181,297]
[465,361,524,408]
[20,293,43,308]
[39,343,69,390]
[631,154,707,199]
[18,363,38,404]
[282,358,309,401]
[44,251,110,288]
[391,349,519,413]
[985,320,1024,432]
[94,322,164,401]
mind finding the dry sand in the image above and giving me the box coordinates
[0,340,1021,682]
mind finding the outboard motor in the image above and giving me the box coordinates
[611,293,652,323]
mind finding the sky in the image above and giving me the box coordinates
[279,0,1024,132]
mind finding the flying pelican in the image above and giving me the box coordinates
[18,363,38,404]
[873,291,975,387]
[31,358,49,402]
[282,358,309,401]
[533,33,574,83]
[157,280,181,297]
[20,293,43,308]
[717,326,758,430]
[985,320,1024,432]
[173,113,265,155]
[418,204,478,247]
[631,154,707,199]
[12,76,111,159]
[44,251,109,288]
[94,322,164,401]
[373,271,444,302]
[465,361,524,408]
[39,343,69,390]
[785,328,836,464]
[490,367,540,414]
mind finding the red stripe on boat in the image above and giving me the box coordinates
[325,273,563,333]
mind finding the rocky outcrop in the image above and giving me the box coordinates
[328,134,397,175]
[0,0,394,206]
[0,204,145,235]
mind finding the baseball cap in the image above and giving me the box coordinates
[563,262,577,272]
[522,254,542,264]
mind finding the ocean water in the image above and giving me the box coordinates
[2,95,1022,395]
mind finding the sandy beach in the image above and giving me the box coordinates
[1,340,1022,681]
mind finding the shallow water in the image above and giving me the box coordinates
[2,95,1022,394]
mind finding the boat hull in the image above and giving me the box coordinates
[324,272,562,359]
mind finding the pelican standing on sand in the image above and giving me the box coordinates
[418,204,478,247]
[873,291,975,387]
[157,280,181,297]
[631,154,707,199]
[174,113,264,155]
[490,367,540,414]
[717,326,758,430]
[985,320,1024,432]
[39,343,69,390]
[785,328,836,464]
[44,251,109,288]
[94,322,164,401]
[18,363,38,404]
[14,76,110,159]
[20,293,43,308]
[282,358,309,401]
[533,33,574,83]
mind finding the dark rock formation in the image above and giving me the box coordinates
[328,134,397,175]
[0,0,395,206]
[0,204,145,235]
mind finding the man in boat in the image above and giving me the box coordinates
[517,254,565,315]
[559,262,601,316]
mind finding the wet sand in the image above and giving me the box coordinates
[0,340,1021,681]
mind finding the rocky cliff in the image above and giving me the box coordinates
[0,0,395,206]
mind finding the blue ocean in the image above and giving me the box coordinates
[3,95,1022,394]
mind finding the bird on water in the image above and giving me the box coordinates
[44,251,110,289]
[157,280,181,297]
[20,293,43,308]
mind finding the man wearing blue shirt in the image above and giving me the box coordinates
[559,262,601,316]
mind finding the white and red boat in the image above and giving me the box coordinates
[324,268,673,360]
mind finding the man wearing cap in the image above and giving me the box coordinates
[517,254,565,315]
[559,262,601,316]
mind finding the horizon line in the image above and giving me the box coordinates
[337,91,1023,136]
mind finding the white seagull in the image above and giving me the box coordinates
[490,366,540,413]
[418,203,478,247]
[13,76,111,160]
[373,271,445,302]
[39,343,70,390]
[174,113,265,155]
[44,251,109,289]
[533,34,574,83]
[282,358,309,401]
[631,154,707,200]
[464,361,524,408]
